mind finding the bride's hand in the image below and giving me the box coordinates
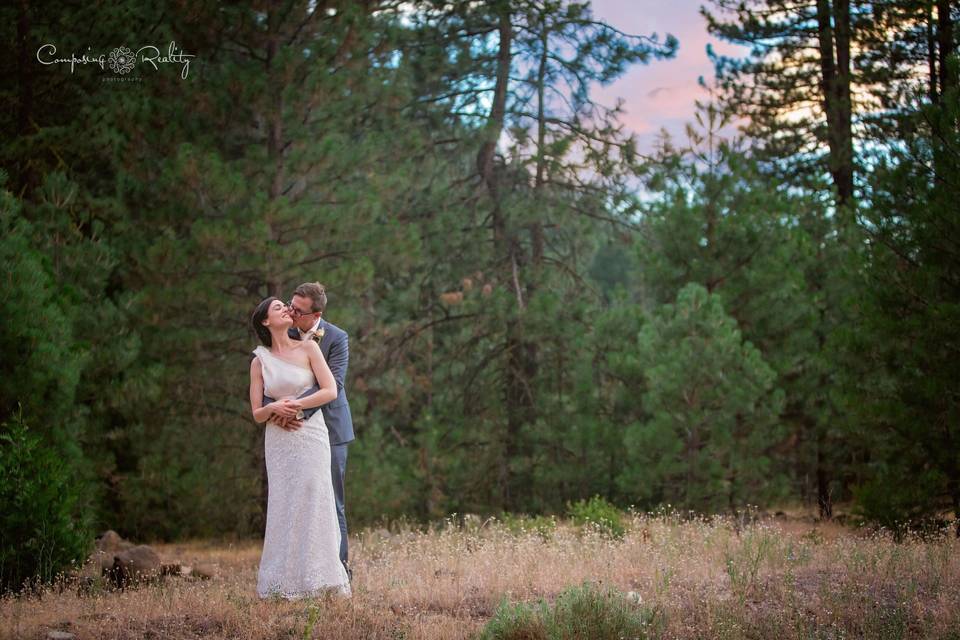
[271,399,302,418]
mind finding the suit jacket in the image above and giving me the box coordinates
[262,318,355,445]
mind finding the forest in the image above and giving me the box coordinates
[1,0,958,593]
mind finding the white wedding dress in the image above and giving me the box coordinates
[253,345,351,599]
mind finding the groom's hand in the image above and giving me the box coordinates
[275,415,303,431]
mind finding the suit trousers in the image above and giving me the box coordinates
[331,442,349,565]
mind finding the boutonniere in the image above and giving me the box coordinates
[311,327,325,344]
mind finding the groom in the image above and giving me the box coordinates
[263,281,355,578]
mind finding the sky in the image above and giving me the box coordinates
[588,0,747,153]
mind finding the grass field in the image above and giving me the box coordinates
[2,509,958,639]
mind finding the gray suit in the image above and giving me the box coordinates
[263,318,354,565]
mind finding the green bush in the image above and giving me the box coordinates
[852,468,950,540]
[478,600,547,640]
[0,414,91,593]
[566,496,626,539]
[477,582,656,640]
[499,512,557,539]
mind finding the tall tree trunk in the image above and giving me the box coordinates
[936,0,955,99]
[809,1,848,520]
[933,1,956,189]
[815,0,855,208]
[927,1,939,103]
[16,0,33,193]
[816,426,833,519]
[534,11,549,193]
[477,8,511,195]
[477,7,520,510]
[252,7,288,531]
[531,8,548,271]
[812,233,833,520]
[833,0,855,206]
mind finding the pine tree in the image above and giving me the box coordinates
[108,1,437,536]
[703,0,859,208]
[618,283,786,512]
[857,0,957,129]
[635,104,840,511]
[846,64,960,536]
[465,0,676,510]
[352,0,678,516]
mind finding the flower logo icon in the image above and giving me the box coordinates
[107,46,135,74]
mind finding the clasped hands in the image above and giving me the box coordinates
[270,398,304,432]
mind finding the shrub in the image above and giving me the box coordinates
[478,600,547,640]
[852,470,950,541]
[0,414,91,593]
[477,582,656,640]
[499,512,557,539]
[566,496,626,539]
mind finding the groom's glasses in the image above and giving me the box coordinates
[287,301,314,318]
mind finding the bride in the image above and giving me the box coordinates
[248,297,351,599]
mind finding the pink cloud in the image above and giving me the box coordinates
[588,0,748,150]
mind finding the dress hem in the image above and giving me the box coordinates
[256,583,352,601]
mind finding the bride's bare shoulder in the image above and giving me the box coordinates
[301,339,322,355]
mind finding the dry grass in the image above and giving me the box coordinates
[2,511,958,639]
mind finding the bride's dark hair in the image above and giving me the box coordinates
[251,296,279,347]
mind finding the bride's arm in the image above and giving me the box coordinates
[250,357,300,422]
[297,341,338,409]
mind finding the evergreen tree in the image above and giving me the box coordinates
[1,0,165,537]
[845,69,960,536]
[618,283,786,512]
[703,0,860,208]
[857,0,957,137]
[636,105,836,509]
[353,0,678,516]
[111,1,434,536]
[465,0,676,510]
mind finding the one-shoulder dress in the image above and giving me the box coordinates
[253,345,351,599]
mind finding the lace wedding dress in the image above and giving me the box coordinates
[253,345,351,599]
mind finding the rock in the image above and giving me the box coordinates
[91,549,116,573]
[73,549,112,580]
[109,545,161,587]
[96,530,134,554]
[189,563,219,580]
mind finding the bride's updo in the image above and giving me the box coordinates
[251,296,279,347]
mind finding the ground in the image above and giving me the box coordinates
[2,507,958,639]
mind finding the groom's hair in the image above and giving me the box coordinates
[251,296,279,347]
[293,282,327,314]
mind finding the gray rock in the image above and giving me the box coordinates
[74,550,112,580]
[189,562,219,580]
[110,545,161,587]
[96,530,134,554]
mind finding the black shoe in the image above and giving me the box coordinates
[344,562,353,583]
